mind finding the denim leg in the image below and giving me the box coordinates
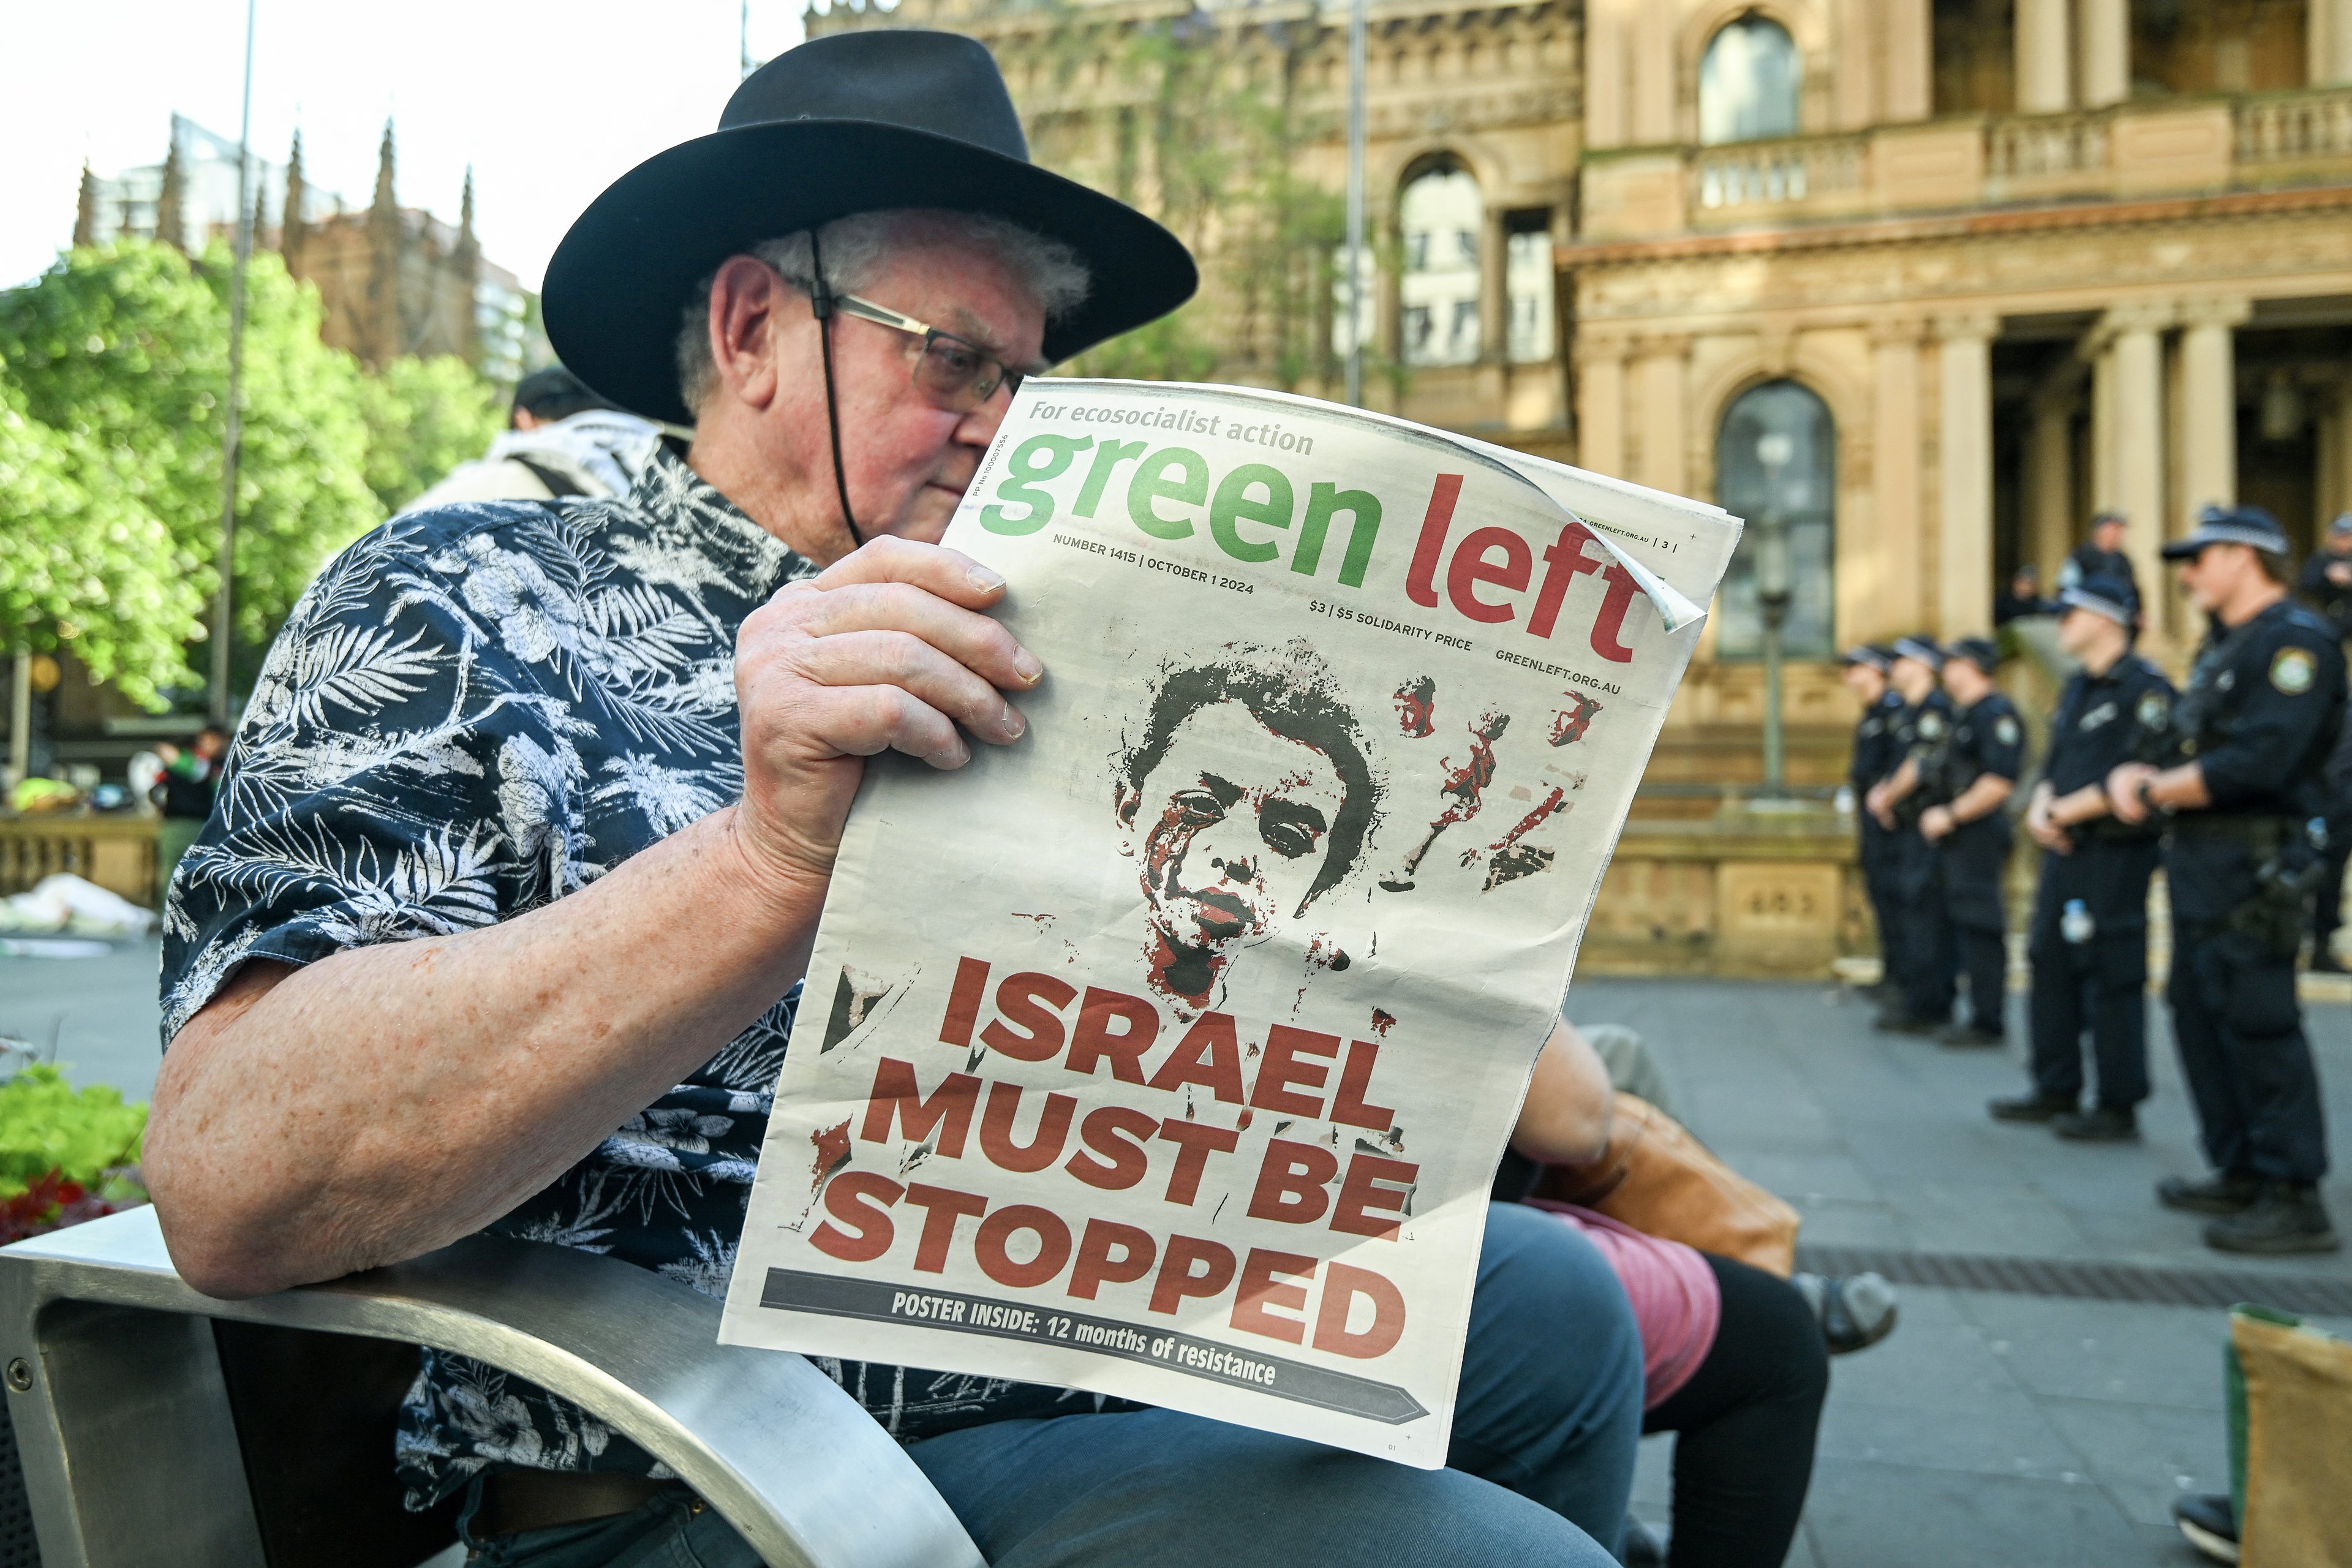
[908,1201,1639,1567]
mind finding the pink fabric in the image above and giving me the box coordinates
[1528,1200,1722,1410]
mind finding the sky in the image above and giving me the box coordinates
[0,0,815,292]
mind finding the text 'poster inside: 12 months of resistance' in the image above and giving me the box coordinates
[721,380,1738,1466]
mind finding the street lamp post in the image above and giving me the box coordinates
[1343,0,1367,408]
[1754,432,1794,798]
[210,0,257,729]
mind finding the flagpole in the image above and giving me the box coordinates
[211,0,257,727]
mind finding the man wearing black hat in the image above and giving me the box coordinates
[1839,646,1905,1001]
[1991,574,2171,1140]
[2110,505,2346,1253]
[1866,637,1959,1032]
[138,32,1641,1566]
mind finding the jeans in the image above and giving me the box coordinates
[467,1202,1643,1567]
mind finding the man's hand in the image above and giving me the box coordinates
[2106,762,2158,825]
[1866,783,1895,831]
[2026,794,2071,854]
[2328,560,2351,587]
[1919,804,1955,842]
[733,537,1043,887]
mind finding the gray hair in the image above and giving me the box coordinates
[674,208,1091,418]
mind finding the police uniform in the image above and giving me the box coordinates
[2059,526,2138,606]
[1879,639,1959,1031]
[2295,518,2352,644]
[2299,516,2352,965]
[2017,579,2173,1123]
[2154,507,2346,1250]
[1927,641,2026,1041]
[1843,646,1907,993]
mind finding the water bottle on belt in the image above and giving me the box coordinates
[2062,899,2095,945]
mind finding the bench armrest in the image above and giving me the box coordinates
[0,1207,981,1568]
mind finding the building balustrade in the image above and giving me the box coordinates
[1581,84,2352,241]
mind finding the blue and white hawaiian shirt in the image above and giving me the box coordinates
[160,445,1108,1509]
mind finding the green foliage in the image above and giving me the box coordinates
[1017,9,1356,390]
[0,1067,146,1199]
[0,366,206,706]
[0,240,384,698]
[361,354,505,515]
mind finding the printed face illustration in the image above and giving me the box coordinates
[1123,701,1349,956]
[1393,679,1436,738]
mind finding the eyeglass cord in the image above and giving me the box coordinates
[808,226,866,552]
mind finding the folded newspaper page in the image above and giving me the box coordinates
[720,380,1738,1466]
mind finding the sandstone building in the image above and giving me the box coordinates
[76,117,527,380]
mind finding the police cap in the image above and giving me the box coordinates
[2056,571,2137,627]
[2160,503,2291,560]
[1890,635,1945,670]
[1838,645,1891,673]
[1943,636,2000,674]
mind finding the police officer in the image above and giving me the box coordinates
[1920,637,2026,1046]
[1868,637,1959,1033]
[2059,510,2139,610]
[2296,511,2352,643]
[1991,574,2172,1140]
[1841,644,1905,1001]
[2109,505,2346,1254]
[2297,513,2352,970]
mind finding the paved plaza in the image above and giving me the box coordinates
[6,943,2352,1563]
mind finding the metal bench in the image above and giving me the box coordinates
[0,1207,982,1568]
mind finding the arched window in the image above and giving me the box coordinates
[1699,13,1801,145]
[1714,379,1835,659]
[1398,162,1482,367]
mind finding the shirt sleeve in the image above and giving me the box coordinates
[1976,702,2025,782]
[2196,627,2343,810]
[159,511,581,1042]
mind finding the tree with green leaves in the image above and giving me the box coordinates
[0,239,384,696]
[0,364,206,708]
[360,353,506,516]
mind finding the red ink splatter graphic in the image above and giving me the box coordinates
[1383,709,1510,891]
[1393,676,1436,738]
[809,1118,853,1193]
[1370,1008,1397,1038]
[1550,692,1602,747]
[1465,786,1569,889]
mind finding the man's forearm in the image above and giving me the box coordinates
[2047,782,2109,827]
[146,805,823,1298]
[1948,775,2013,825]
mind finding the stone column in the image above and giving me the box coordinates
[1585,0,1627,148]
[1632,3,1677,144]
[1577,339,1629,478]
[2312,0,2352,86]
[2024,394,2075,592]
[2015,0,2073,113]
[1882,0,1934,122]
[1871,320,1927,636]
[2178,300,2248,523]
[2079,0,2130,108]
[1631,334,1690,497]
[2097,306,2169,623]
[1936,315,1997,638]
[1479,206,1509,361]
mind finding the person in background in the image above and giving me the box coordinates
[1838,646,1905,1005]
[1994,564,2055,627]
[1866,638,1956,1035]
[2059,510,2138,611]
[1919,639,2025,1047]
[398,365,663,513]
[2296,511,2352,644]
[2110,505,2345,1254]
[150,725,227,886]
[1993,575,2171,1140]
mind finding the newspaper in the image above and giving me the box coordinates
[720,380,1739,1466]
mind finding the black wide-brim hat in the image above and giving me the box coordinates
[544,29,1198,426]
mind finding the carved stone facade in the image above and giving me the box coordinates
[813,0,2352,804]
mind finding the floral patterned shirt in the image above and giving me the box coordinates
[159,445,1108,1509]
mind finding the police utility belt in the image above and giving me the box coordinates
[2172,812,2331,954]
